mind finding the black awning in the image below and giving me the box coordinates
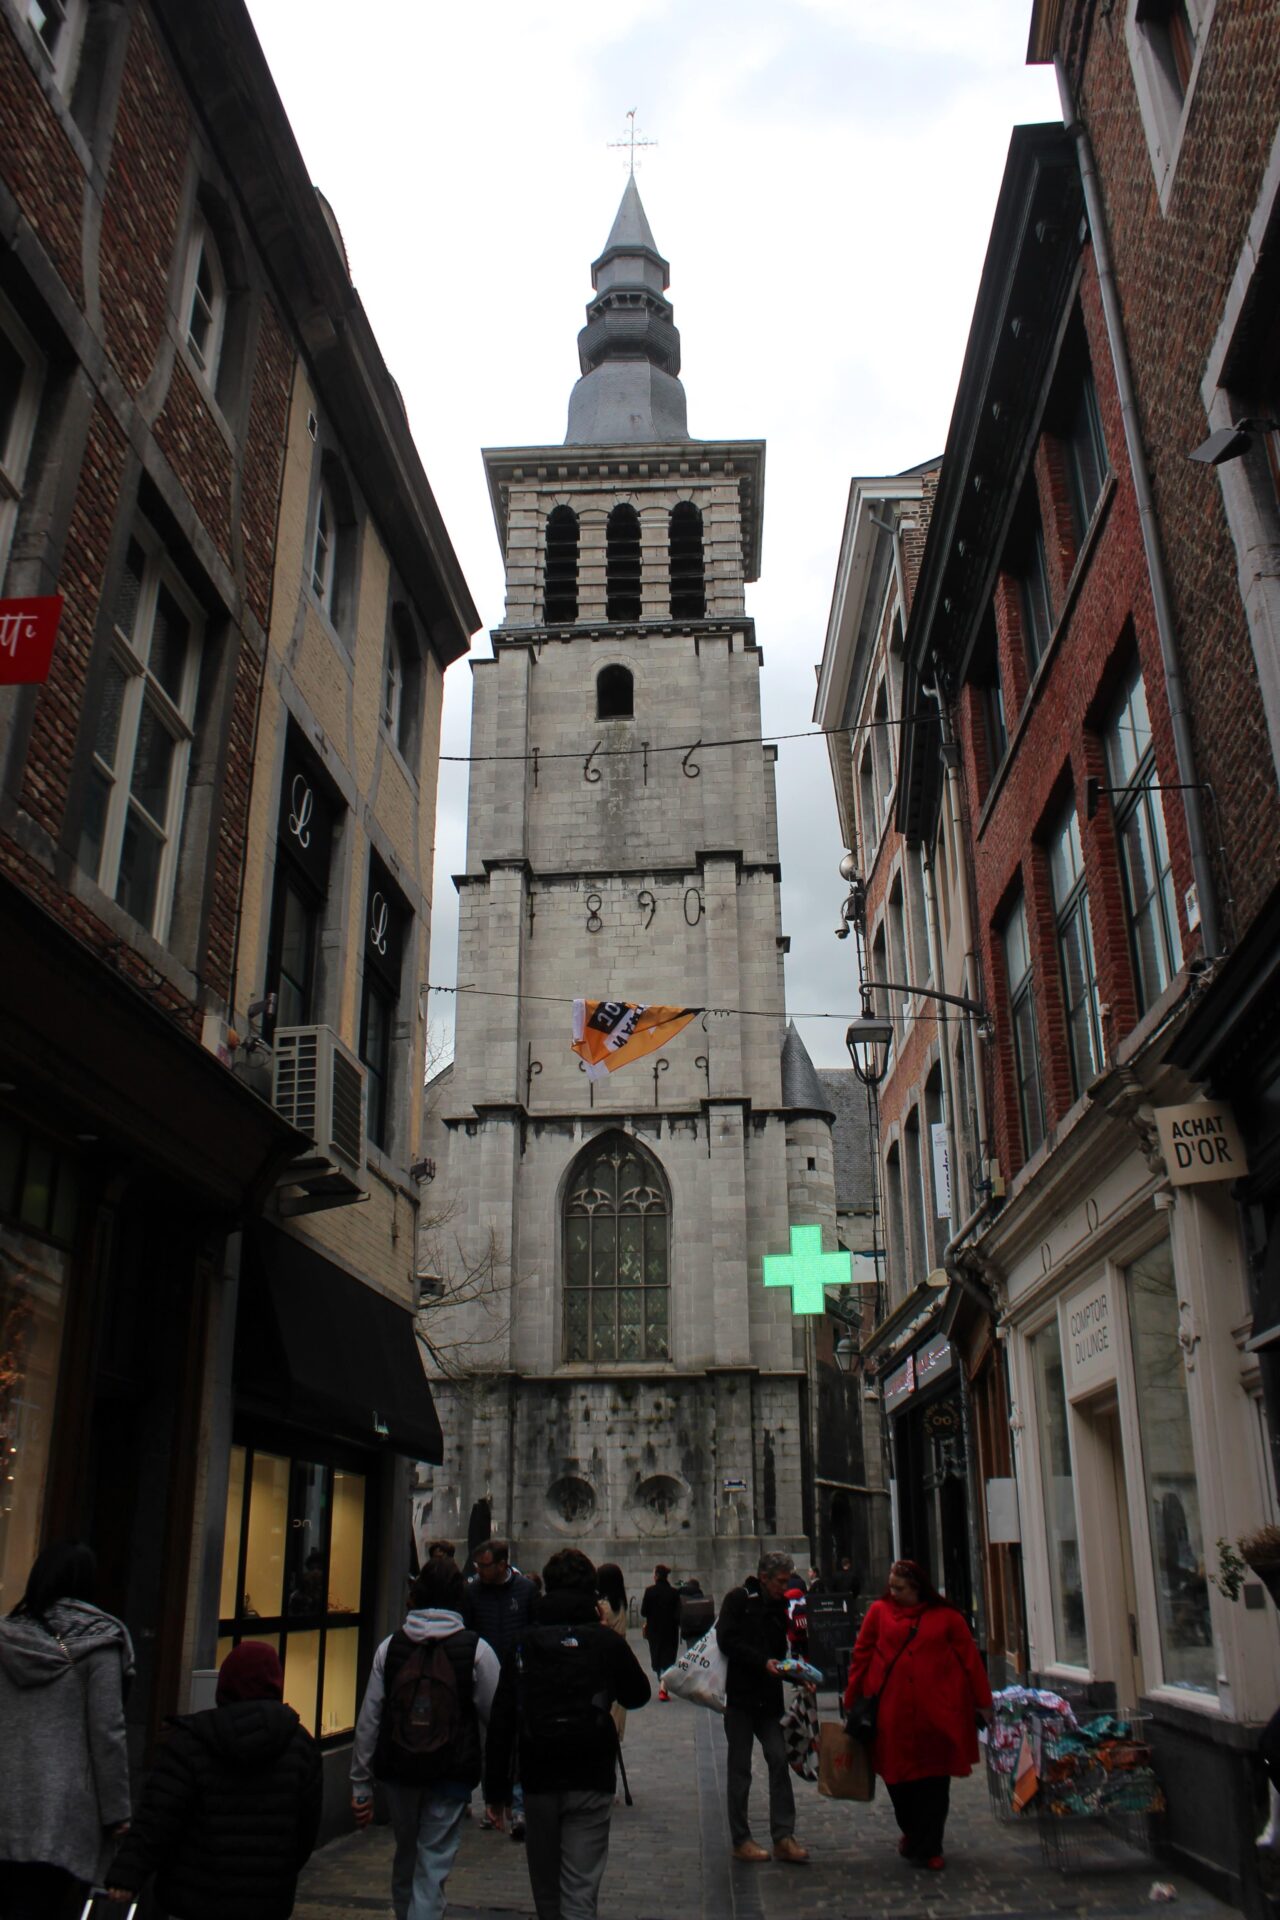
[237,1223,443,1462]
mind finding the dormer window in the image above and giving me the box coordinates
[606,504,642,622]
[597,664,634,719]
[669,502,705,617]
[544,506,579,623]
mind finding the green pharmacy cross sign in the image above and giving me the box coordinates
[762,1225,851,1315]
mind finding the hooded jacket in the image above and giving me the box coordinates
[108,1700,321,1920]
[351,1606,500,1795]
[0,1599,134,1882]
[715,1577,789,1716]
[483,1588,651,1802]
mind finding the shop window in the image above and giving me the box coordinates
[76,522,205,945]
[360,856,409,1154]
[1003,890,1045,1161]
[217,1442,369,1740]
[1030,1321,1088,1667]
[543,506,579,624]
[605,504,642,622]
[265,734,338,1032]
[669,502,705,618]
[1126,1239,1215,1692]
[563,1132,669,1362]
[1048,801,1103,1097]
[0,1118,78,1612]
[1104,662,1182,1012]
[0,292,45,587]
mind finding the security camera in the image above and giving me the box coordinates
[835,922,850,940]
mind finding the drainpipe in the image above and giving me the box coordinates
[1054,58,1222,960]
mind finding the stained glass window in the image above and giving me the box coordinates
[564,1134,670,1362]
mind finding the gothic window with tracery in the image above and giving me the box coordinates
[563,1133,669,1362]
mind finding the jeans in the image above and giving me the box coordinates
[384,1782,468,1920]
[723,1704,795,1846]
[523,1788,613,1920]
[886,1775,951,1858]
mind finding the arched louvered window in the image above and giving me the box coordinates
[544,506,579,624]
[564,1132,670,1361]
[606,504,642,622]
[669,501,705,618]
[596,664,634,719]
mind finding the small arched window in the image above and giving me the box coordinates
[669,502,705,618]
[544,506,579,624]
[606,504,642,622]
[596,664,633,720]
[183,214,227,390]
[564,1132,670,1362]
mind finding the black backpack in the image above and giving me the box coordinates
[375,1630,477,1782]
[515,1623,614,1761]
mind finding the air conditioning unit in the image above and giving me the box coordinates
[272,1025,367,1210]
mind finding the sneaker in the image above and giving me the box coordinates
[658,1687,669,1701]
[773,1837,810,1864]
[479,1810,500,1831]
[510,1816,526,1843]
[732,1841,770,1863]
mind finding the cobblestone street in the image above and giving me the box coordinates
[294,1694,1235,1920]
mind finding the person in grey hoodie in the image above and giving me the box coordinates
[350,1556,499,1920]
[0,1540,134,1918]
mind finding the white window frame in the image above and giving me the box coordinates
[1048,802,1103,1097]
[25,0,87,92]
[180,214,228,394]
[0,293,45,585]
[310,476,337,614]
[1125,0,1216,212]
[85,522,204,945]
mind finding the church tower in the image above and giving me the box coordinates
[422,180,832,1590]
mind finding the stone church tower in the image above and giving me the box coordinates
[421,180,834,1593]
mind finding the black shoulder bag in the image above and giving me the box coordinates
[845,1614,921,1744]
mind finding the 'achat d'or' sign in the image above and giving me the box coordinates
[1153,1100,1248,1187]
[0,596,63,685]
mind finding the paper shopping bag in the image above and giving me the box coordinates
[817,1720,875,1801]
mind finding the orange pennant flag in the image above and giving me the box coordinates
[572,999,698,1080]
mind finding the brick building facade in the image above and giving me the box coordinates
[0,0,474,1816]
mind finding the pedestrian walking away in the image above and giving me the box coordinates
[106,1640,321,1919]
[350,1555,499,1920]
[715,1549,813,1865]
[468,1539,536,1835]
[843,1557,993,1871]
[638,1563,681,1700]
[484,1547,651,1920]
[0,1541,134,1920]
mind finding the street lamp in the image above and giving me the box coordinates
[845,1005,894,1087]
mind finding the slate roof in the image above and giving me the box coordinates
[816,1067,876,1213]
[781,1022,835,1117]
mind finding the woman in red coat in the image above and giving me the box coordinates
[842,1559,992,1870]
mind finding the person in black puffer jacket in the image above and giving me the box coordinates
[107,1640,320,1919]
[715,1550,811,1865]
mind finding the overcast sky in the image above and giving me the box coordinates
[244,0,1059,1068]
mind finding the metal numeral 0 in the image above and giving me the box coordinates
[684,886,704,926]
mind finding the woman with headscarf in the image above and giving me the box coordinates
[0,1540,134,1918]
[842,1558,992,1871]
[107,1641,321,1918]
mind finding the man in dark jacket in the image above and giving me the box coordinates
[484,1548,650,1920]
[349,1557,499,1920]
[639,1564,682,1699]
[715,1550,810,1865]
[467,1540,535,1832]
[106,1641,321,1919]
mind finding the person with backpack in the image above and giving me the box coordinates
[105,1640,320,1919]
[483,1548,650,1920]
[350,1556,499,1920]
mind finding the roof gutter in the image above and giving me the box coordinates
[1053,59,1221,960]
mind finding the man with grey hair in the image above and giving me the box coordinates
[714,1550,811,1864]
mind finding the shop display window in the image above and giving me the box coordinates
[0,1121,78,1613]
[1127,1239,1215,1692]
[1030,1321,1088,1667]
[218,1440,370,1739]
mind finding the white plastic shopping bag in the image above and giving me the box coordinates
[661,1624,727,1712]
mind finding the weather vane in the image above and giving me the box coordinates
[608,109,657,176]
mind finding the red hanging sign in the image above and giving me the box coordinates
[0,596,63,685]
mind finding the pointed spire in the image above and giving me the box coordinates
[566,179,690,445]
